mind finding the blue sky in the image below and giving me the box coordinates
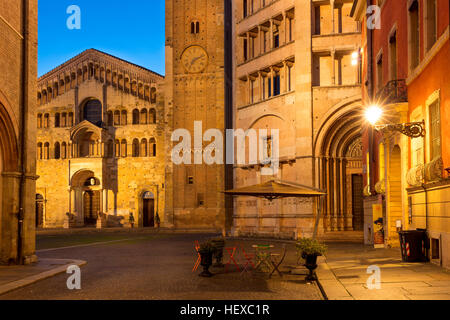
[38,0,165,77]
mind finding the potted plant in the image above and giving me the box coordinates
[198,241,215,277]
[210,237,226,267]
[296,238,327,281]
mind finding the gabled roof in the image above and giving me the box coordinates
[39,48,164,83]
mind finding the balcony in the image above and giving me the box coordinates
[376,79,408,104]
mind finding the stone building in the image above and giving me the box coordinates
[231,0,364,239]
[36,49,166,229]
[164,0,231,231]
[0,0,38,264]
[354,0,450,267]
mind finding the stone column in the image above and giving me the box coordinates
[269,19,274,50]
[331,0,335,34]
[331,49,336,85]
[283,12,287,45]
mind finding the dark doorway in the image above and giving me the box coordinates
[36,194,44,228]
[84,190,100,225]
[143,199,155,228]
[352,174,364,231]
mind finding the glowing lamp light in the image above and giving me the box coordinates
[351,51,359,66]
[365,105,383,125]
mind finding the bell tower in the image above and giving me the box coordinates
[165,0,227,230]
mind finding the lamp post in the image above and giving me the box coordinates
[365,105,425,139]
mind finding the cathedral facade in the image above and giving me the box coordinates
[36,49,166,229]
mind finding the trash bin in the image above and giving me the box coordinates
[398,229,428,262]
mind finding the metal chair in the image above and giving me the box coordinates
[192,240,201,272]
[240,245,255,274]
[269,244,287,278]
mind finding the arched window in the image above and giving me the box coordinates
[191,21,200,34]
[149,138,156,157]
[44,142,50,160]
[107,111,113,126]
[114,110,120,126]
[121,139,127,157]
[55,113,60,128]
[44,114,49,128]
[140,139,148,157]
[140,109,148,124]
[62,142,67,159]
[68,112,74,127]
[54,142,61,159]
[150,87,157,103]
[37,92,42,106]
[37,143,43,160]
[115,140,120,157]
[83,99,103,126]
[149,109,156,124]
[121,110,127,126]
[132,109,140,125]
[37,114,42,128]
[61,113,67,127]
[132,139,140,157]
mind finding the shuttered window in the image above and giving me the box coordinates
[429,101,441,160]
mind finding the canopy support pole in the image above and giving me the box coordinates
[313,196,324,239]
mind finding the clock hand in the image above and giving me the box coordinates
[190,54,205,67]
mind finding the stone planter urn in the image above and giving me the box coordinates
[303,253,320,281]
[211,239,225,268]
[199,251,213,277]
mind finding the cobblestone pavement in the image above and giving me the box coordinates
[0,232,322,300]
[319,242,450,300]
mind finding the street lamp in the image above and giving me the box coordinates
[365,105,425,138]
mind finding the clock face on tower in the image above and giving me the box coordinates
[181,45,208,73]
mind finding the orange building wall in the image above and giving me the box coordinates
[408,40,450,169]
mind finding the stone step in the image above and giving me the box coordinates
[318,231,364,242]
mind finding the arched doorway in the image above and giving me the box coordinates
[71,170,102,226]
[387,145,402,242]
[35,194,44,228]
[142,191,155,227]
[315,104,365,233]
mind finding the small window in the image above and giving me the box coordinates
[429,100,441,160]
[188,176,194,185]
[273,73,280,96]
[191,21,200,34]
[197,193,205,207]
[54,142,61,159]
[55,113,60,128]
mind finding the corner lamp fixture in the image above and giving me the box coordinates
[365,105,425,138]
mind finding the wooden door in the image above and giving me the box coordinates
[143,199,155,227]
[84,190,100,225]
[352,174,364,231]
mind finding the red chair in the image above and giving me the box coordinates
[224,246,240,273]
[240,245,255,274]
[192,240,201,272]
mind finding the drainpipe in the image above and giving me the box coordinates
[367,0,375,195]
[17,0,30,264]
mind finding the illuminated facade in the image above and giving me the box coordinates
[353,0,450,268]
[36,49,166,229]
[231,0,364,239]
